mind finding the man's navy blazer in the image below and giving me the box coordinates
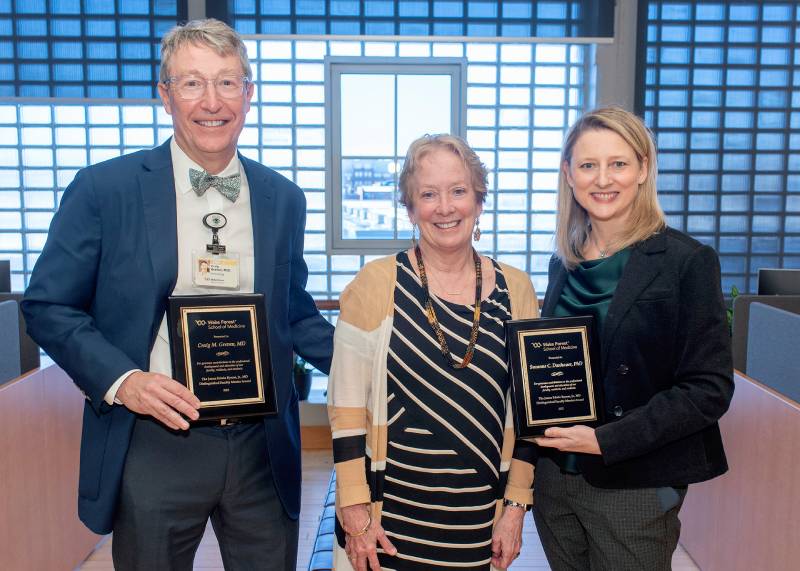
[22,140,333,534]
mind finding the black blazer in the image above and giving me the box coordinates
[541,227,734,488]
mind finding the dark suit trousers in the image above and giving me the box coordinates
[532,456,686,571]
[112,418,298,571]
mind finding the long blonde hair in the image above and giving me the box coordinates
[555,106,665,269]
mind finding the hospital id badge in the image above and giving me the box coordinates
[193,252,240,289]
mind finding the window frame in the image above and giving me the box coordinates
[323,56,467,255]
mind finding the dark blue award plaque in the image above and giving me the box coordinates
[506,316,603,438]
[168,294,276,421]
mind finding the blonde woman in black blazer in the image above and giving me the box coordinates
[531,107,734,571]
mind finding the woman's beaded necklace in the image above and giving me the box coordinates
[414,245,482,369]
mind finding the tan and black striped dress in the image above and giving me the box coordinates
[377,252,512,570]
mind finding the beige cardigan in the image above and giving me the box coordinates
[327,254,539,530]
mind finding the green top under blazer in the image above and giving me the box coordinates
[550,249,632,474]
[554,248,632,333]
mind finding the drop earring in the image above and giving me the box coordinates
[412,223,418,247]
[473,218,481,242]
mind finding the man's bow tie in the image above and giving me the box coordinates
[189,168,241,202]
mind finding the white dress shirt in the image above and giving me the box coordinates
[104,139,255,404]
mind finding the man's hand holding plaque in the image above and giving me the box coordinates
[117,371,201,430]
[506,316,604,440]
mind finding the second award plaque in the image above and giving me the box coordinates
[506,316,603,438]
[168,294,277,421]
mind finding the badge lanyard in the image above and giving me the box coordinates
[193,212,241,290]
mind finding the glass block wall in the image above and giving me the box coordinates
[253,39,587,297]
[0,37,590,296]
[0,0,184,98]
[638,0,800,293]
[0,103,172,293]
[229,0,613,38]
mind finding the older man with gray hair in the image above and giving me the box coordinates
[22,19,333,570]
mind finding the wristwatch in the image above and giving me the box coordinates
[503,498,531,511]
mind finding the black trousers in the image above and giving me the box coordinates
[532,456,686,571]
[112,418,298,571]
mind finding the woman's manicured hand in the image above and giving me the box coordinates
[534,425,601,455]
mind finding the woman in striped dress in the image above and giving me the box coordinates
[327,134,539,570]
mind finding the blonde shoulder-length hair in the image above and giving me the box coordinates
[555,106,666,270]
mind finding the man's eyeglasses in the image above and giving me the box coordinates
[164,75,250,100]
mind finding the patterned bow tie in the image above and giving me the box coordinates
[189,168,241,202]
